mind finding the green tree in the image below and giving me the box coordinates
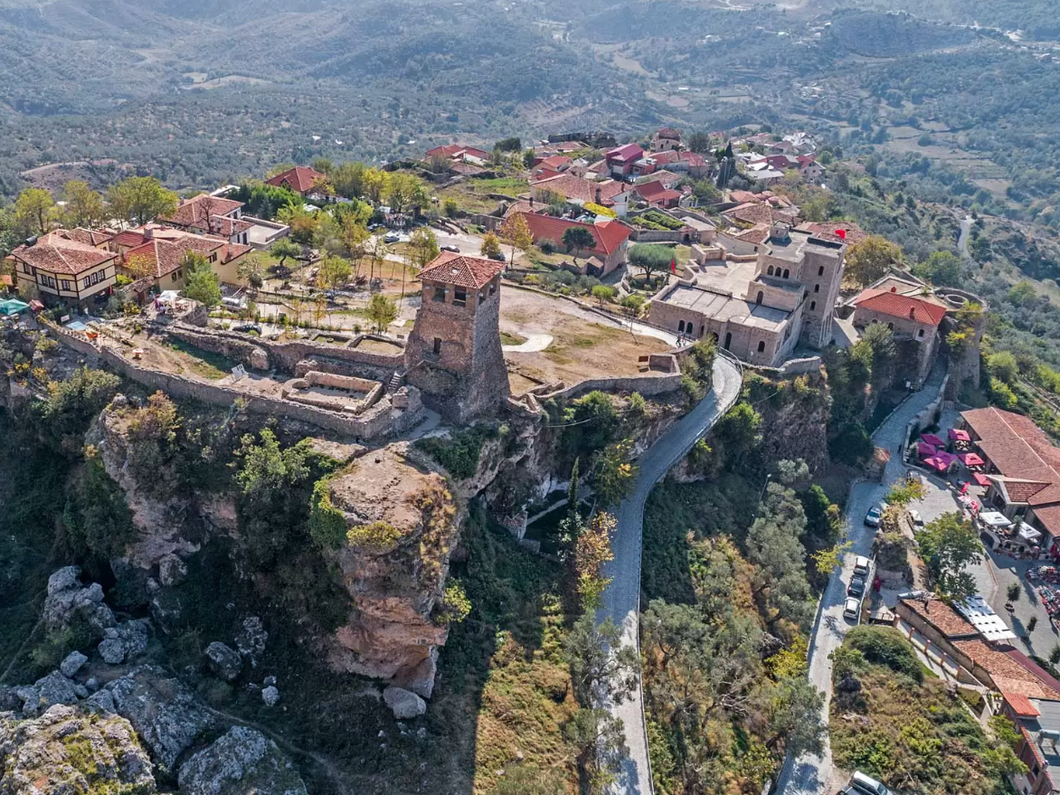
[181,252,222,308]
[316,256,353,289]
[237,255,265,291]
[746,482,815,632]
[886,475,927,506]
[621,293,645,317]
[14,188,57,237]
[61,181,105,229]
[406,226,440,271]
[38,367,121,454]
[271,239,300,266]
[480,231,503,259]
[386,172,430,216]
[986,351,1020,385]
[916,512,983,601]
[331,161,368,199]
[277,204,320,246]
[591,439,637,508]
[591,284,617,305]
[500,212,533,268]
[912,250,963,286]
[562,226,596,258]
[845,235,902,287]
[365,293,398,332]
[107,176,178,226]
[442,197,459,218]
[687,131,712,153]
[494,136,522,152]
[628,243,673,282]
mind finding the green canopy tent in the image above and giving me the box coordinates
[0,299,30,317]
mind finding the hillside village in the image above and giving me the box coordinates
[1,125,1060,795]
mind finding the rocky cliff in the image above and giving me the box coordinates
[314,444,459,698]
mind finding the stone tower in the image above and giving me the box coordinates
[404,252,510,423]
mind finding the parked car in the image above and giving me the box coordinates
[440,245,460,253]
[850,771,895,795]
[843,597,861,621]
[853,556,871,577]
[847,575,867,598]
[488,251,506,262]
[865,505,883,527]
[384,232,400,243]
[909,509,925,530]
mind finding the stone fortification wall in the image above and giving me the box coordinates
[42,320,419,440]
[164,323,404,377]
[537,371,683,403]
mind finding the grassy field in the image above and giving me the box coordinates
[167,339,238,380]
[438,176,528,215]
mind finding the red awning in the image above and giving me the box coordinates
[974,473,991,487]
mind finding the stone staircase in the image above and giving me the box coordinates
[388,370,407,393]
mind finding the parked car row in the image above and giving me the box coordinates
[844,555,873,622]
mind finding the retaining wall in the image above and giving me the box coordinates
[538,372,683,403]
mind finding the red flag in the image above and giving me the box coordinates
[835,228,847,240]
[670,256,676,274]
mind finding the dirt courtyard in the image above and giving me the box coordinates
[499,288,672,391]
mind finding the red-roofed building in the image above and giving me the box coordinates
[7,230,119,305]
[514,212,632,275]
[798,222,868,245]
[160,194,251,245]
[532,154,572,172]
[266,166,329,196]
[424,144,492,167]
[634,180,682,209]
[959,407,1060,550]
[853,286,949,386]
[605,143,645,177]
[119,226,252,291]
[1000,691,1060,795]
[652,127,682,152]
[529,174,626,209]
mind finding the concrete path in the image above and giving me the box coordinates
[502,333,553,353]
[598,353,743,795]
[776,365,947,795]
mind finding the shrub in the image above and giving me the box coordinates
[415,425,497,479]
[347,520,402,552]
[308,476,347,549]
[841,626,923,683]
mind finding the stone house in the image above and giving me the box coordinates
[7,229,119,306]
[1000,693,1060,795]
[404,253,509,422]
[652,127,682,152]
[852,286,948,387]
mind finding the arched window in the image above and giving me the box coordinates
[755,291,763,305]
[810,301,816,311]
[818,265,824,276]
[814,284,820,293]
[724,332,732,350]
[767,265,774,276]
[918,328,925,339]
[757,340,766,353]
[678,320,685,333]
[782,269,790,279]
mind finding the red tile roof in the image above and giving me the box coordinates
[111,230,148,248]
[425,144,491,162]
[954,639,1060,699]
[538,155,571,170]
[265,166,327,194]
[636,181,682,205]
[963,408,1060,484]
[63,228,114,247]
[121,228,247,279]
[644,150,683,166]
[419,251,504,290]
[656,127,681,138]
[530,174,625,206]
[606,143,644,163]
[515,212,632,257]
[853,288,949,327]
[162,195,244,234]
[9,230,117,276]
[899,595,977,638]
[1001,479,1052,503]
[801,222,869,245]
[1004,691,1041,717]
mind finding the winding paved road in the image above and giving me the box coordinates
[597,352,744,795]
[776,366,947,795]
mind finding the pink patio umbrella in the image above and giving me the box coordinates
[924,456,950,473]
[949,428,971,442]
[917,441,937,458]
[921,433,946,447]
[959,452,985,467]
[974,473,992,487]
[936,451,959,468]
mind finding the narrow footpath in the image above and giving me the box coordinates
[776,365,947,795]
[597,353,744,795]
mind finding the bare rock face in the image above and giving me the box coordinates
[205,642,243,682]
[0,704,157,794]
[105,666,215,774]
[318,444,459,696]
[42,566,115,639]
[382,686,426,720]
[177,726,306,795]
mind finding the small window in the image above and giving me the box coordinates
[724,332,732,350]
[22,263,30,274]
[432,337,441,355]
[818,265,824,276]
[782,269,790,279]
[918,328,925,339]
[814,284,820,293]
[810,301,816,311]
[700,325,705,336]
[887,322,894,331]
[767,265,774,276]
[432,285,446,302]
[172,273,178,282]
[453,286,467,306]
[678,320,685,333]
[757,340,765,353]
[61,280,71,290]
[489,282,497,295]
[83,276,91,288]
[755,291,763,305]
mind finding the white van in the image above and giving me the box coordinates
[851,771,894,795]
[853,556,871,577]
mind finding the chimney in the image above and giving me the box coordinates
[143,226,155,241]
[909,307,916,319]
[596,186,602,204]
[24,236,38,248]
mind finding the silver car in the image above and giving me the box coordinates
[865,505,883,527]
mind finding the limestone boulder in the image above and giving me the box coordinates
[42,565,115,638]
[60,650,88,678]
[106,666,215,772]
[0,705,157,795]
[205,642,243,681]
[382,686,426,719]
[318,444,459,696]
[177,726,307,795]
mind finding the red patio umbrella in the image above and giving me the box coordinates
[917,441,937,458]
[949,428,971,442]
[921,433,946,447]
[974,473,991,487]
[924,456,950,473]
[959,452,985,467]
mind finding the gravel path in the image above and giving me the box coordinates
[598,352,743,795]
[502,333,553,353]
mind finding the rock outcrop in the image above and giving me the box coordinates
[42,565,115,638]
[317,444,459,698]
[0,705,157,795]
[106,666,215,773]
[176,726,307,795]
[205,642,243,681]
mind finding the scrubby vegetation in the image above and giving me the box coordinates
[831,627,1025,795]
